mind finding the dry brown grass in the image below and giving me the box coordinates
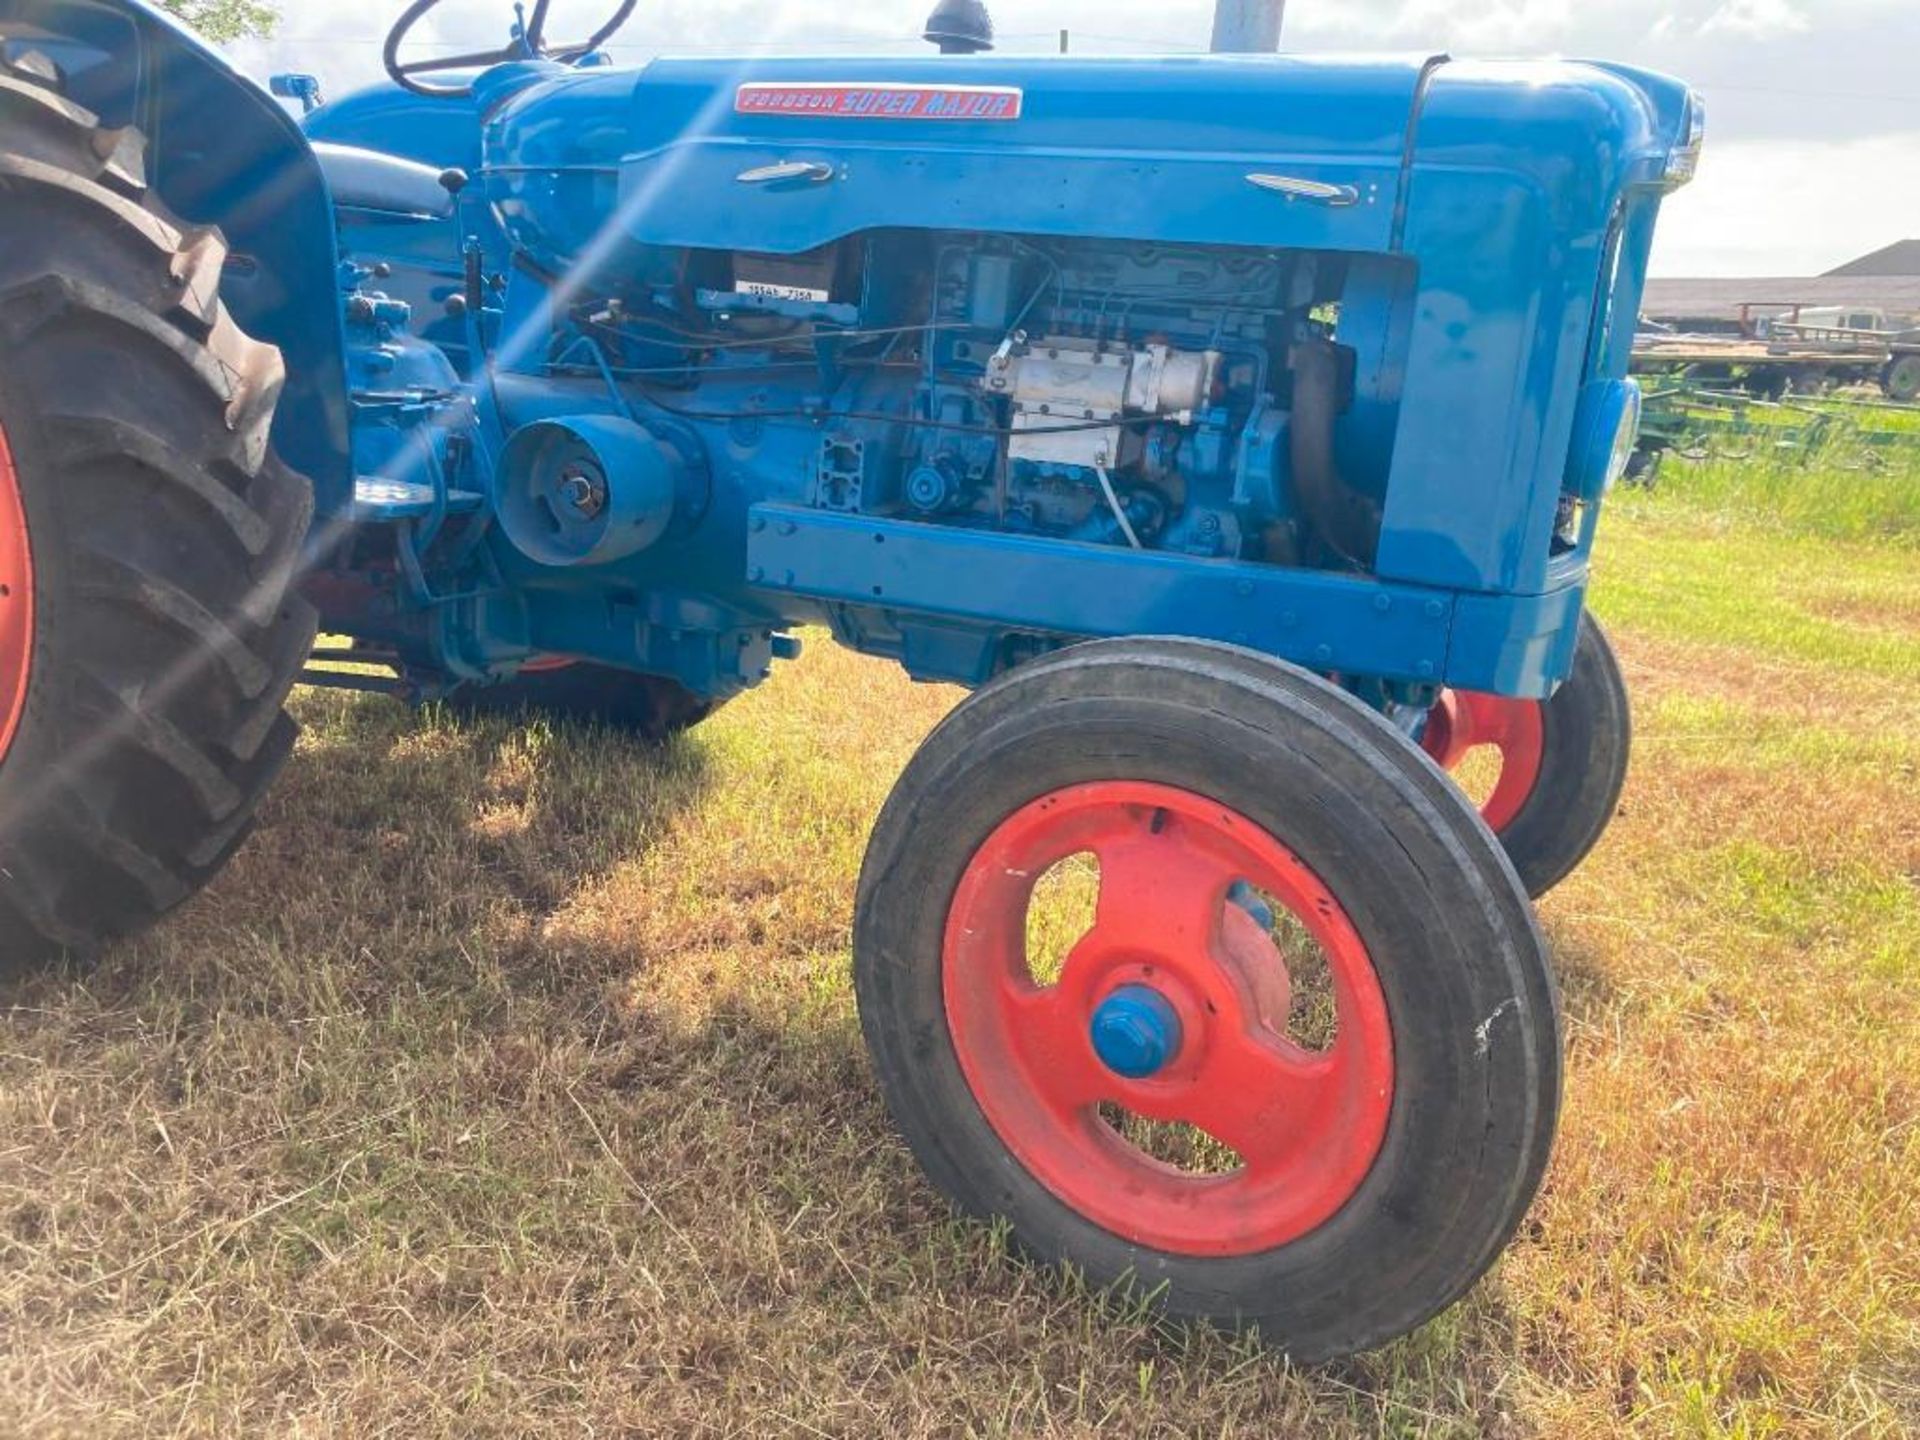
[1,501,1916,1437]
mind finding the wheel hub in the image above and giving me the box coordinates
[1089,984,1184,1079]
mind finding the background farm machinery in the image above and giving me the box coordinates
[1630,387,1920,481]
[1633,303,1920,404]
[0,0,1700,1359]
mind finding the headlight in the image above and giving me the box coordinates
[1665,91,1707,188]
[1607,386,1644,489]
[1567,379,1643,502]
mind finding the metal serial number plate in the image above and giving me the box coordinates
[735,83,1025,122]
[739,281,831,303]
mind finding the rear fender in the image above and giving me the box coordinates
[0,0,351,517]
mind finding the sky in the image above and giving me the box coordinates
[228,0,1920,278]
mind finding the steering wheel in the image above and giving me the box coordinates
[384,0,640,99]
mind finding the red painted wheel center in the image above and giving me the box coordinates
[0,420,33,766]
[1421,690,1546,833]
[942,782,1394,1257]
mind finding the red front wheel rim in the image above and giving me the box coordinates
[941,782,1394,1258]
[1421,691,1546,833]
[0,420,33,765]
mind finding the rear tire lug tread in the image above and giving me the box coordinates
[167,229,228,338]
[45,414,275,557]
[223,603,319,763]
[61,809,193,913]
[0,273,289,473]
[0,81,222,334]
[1,46,67,92]
[245,457,318,580]
[0,71,97,136]
[181,716,298,873]
[72,665,247,822]
[232,464,316,627]
[0,274,241,420]
[0,151,182,258]
[0,856,97,951]
[0,48,315,969]
[89,125,149,199]
[72,551,274,698]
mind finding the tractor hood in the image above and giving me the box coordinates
[480,53,1698,271]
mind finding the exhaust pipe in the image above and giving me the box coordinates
[924,0,994,54]
[1211,0,1286,53]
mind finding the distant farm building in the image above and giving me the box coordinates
[1826,239,1920,279]
[1644,240,1920,335]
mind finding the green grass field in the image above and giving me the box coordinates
[1639,397,1920,545]
[2,453,1916,1437]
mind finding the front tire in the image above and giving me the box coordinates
[443,663,721,741]
[1422,614,1631,898]
[0,46,315,967]
[855,637,1560,1360]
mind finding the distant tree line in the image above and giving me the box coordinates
[158,0,279,43]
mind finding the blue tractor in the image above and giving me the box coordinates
[0,0,1699,1358]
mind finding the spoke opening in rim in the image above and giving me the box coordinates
[1022,849,1100,986]
[1231,881,1339,1053]
[1097,1102,1243,1177]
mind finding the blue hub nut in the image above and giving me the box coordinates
[1090,985,1184,1079]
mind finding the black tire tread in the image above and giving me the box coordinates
[0,40,315,967]
[855,637,1561,1361]
[1498,614,1632,898]
[44,414,275,557]
[443,664,722,742]
[70,550,274,696]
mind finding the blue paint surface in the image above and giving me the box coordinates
[1091,986,1185,1081]
[10,3,1698,706]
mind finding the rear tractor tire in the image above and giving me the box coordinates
[854,637,1561,1360]
[1420,613,1631,899]
[444,661,722,742]
[0,45,315,969]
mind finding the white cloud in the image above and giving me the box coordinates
[1698,0,1810,39]
[1361,0,1576,49]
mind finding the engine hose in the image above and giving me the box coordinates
[1290,337,1382,567]
[1094,467,1144,549]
